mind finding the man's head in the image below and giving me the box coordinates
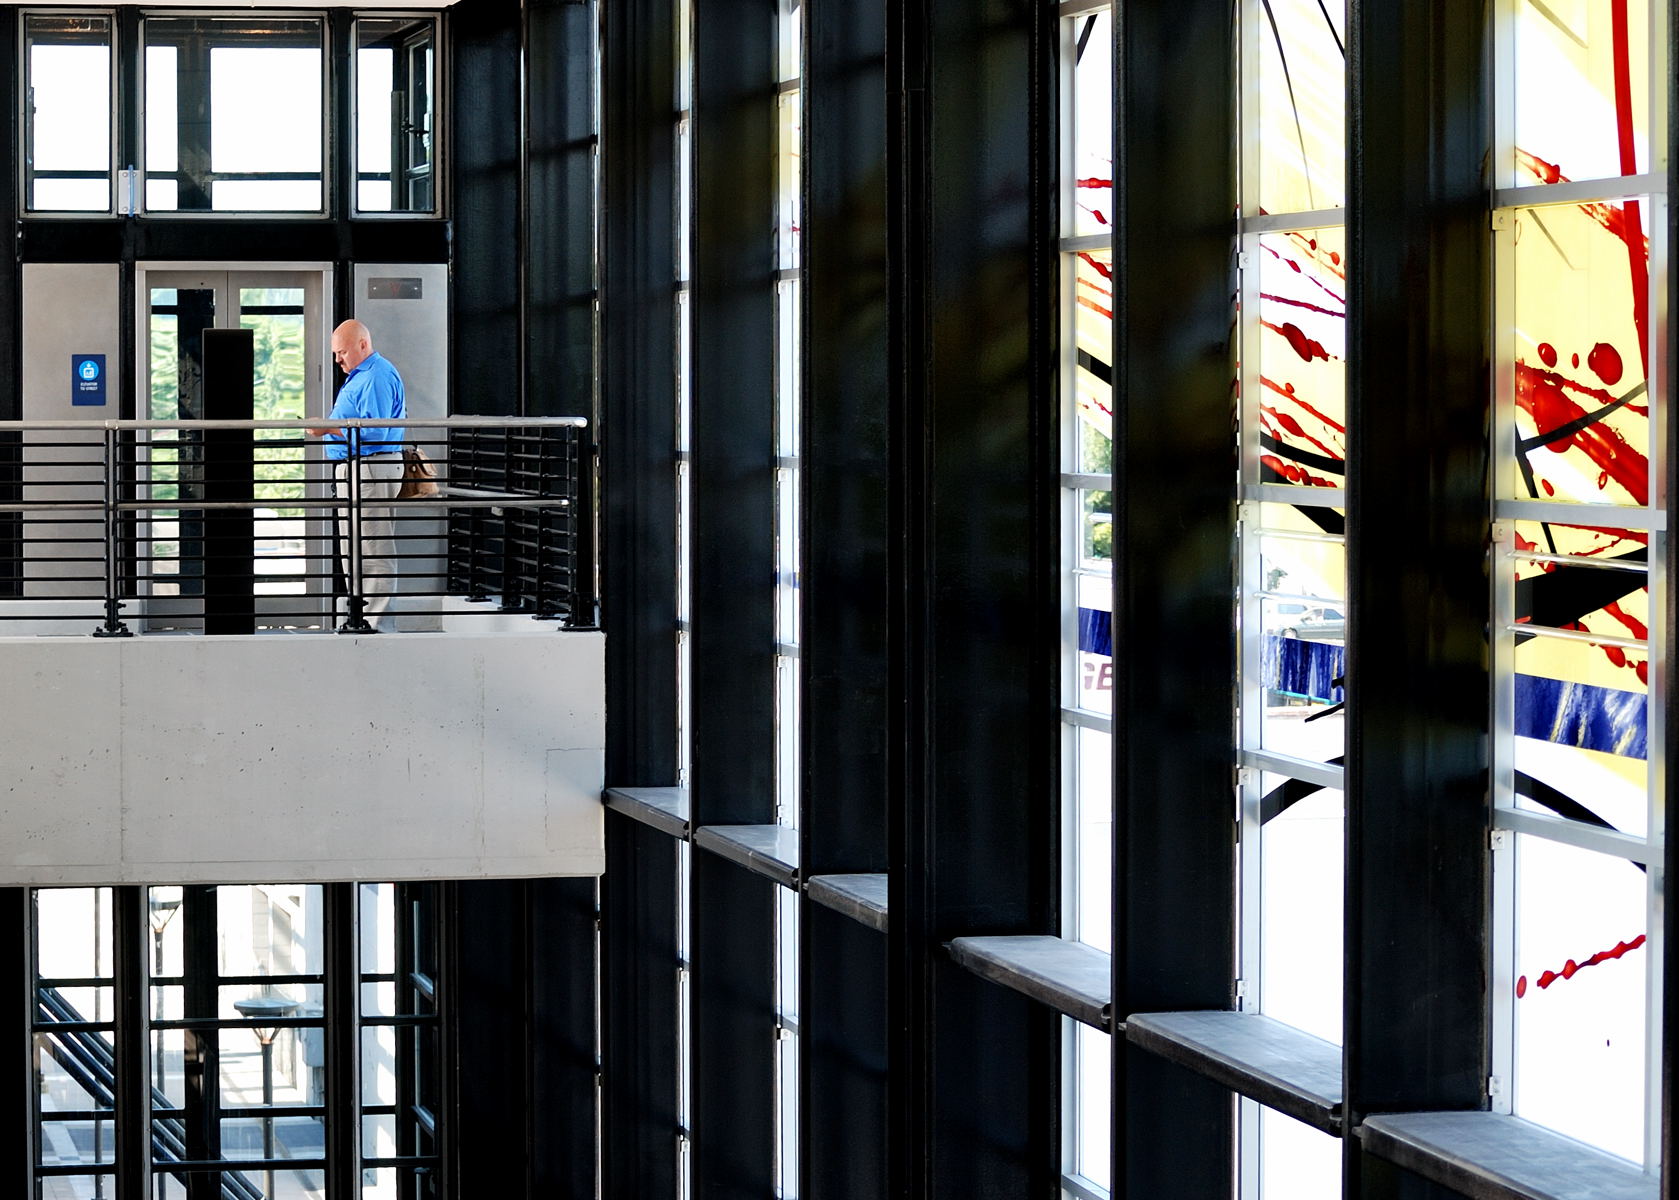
[331,320,374,373]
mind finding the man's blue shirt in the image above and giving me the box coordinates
[324,351,405,460]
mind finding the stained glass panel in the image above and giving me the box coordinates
[1256,229,1346,490]
[1073,250,1114,469]
[1074,571,1112,717]
[1255,507,1344,762]
[776,89,801,270]
[1255,0,1346,214]
[1508,199,1651,506]
[1513,833,1647,1163]
[1512,0,1654,186]
[1069,11,1113,238]
[1259,781,1342,1044]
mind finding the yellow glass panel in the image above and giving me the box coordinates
[1255,229,1346,489]
[1256,0,1346,214]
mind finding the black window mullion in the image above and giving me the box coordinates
[113,886,148,1200]
[173,33,213,211]
[323,882,360,1200]
[178,886,219,1200]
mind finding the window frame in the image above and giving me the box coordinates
[350,11,443,219]
[20,7,120,217]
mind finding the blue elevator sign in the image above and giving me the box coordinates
[72,354,106,406]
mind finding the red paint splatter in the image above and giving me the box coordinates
[1517,148,1566,184]
[1259,243,1346,306]
[1260,292,1345,320]
[1610,3,1648,378]
[1076,177,1113,189]
[1077,251,1113,281]
[1075,295,1112,321]
[1260,406,1341,461]
[1604,645,1628,668]
[1514,364,1648,504]
[1538,343,1558,367]
[1604,601,1647,640]
[1263,319,1332,363]
[1541,478,1555,496]
[1259,453,1337,489]
[1637,660,1648,684]
[1572,353,1580,369]
[1516,976,1528,998]
[1588,342,1624,385]
[1526,935,1645,993]
[1089,209,1109,226]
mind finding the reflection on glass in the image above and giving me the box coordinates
[144,18,324,212]
[777,90,802,269]
[1256,0,1346,214]
[360,883,397,977]
[1073,250,1114,474]
[36,888,114,980]
[1259,782,1342,1043]
[363,1026,397,1107]
[1256,230,1346,489]
[1259,1106,1342,1199]
[26,15,112,212]
[1254,509,1345,763]
[1513,834,1647,1163]
[1512,0,1652,184]
[36,1033,115,1113]
[1508,201,1650,507]
[218,885,319,977]
[1069,11,1114,237]
[356,18,436,213]
[1074,572,1112,716]
[41,1118,116,1166]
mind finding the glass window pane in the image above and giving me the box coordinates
[1260,1106,1341,1199]
[1259,781,1343,1043]
[144,19,324,213]
[27,16,112,213]
[218,885,320,977]
[362,1026,398,1107]
[1256,0,1346,214]
[1507,199,1651,507]
[1256,229,1346,490]
[1255,508,1345,763]
[36,1033,116,1113]
[218,1026,317,1113]
[1072,250,1114,474]
[1073,1022,1111,1188]
[356,19,436,214]
[35,888,114,980]
[1074,726,1112,952]
[1069,11,1113,237]
[1512,834,1647,1163]
[777,90,802,269]
[1512,1,1653,185]
[40,1118,115,1167]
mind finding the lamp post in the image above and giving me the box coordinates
[234,996,298,1200]
[147,889,182,1098]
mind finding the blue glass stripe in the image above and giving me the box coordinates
[1262,634,1344,704]
[1515,674,1647,761]
[1078,607,1112,657]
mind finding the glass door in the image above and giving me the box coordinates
[141,268,329,628]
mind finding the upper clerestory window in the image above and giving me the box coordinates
[355,17,438,215]
[143,16,326,213]
[24,13,115,213]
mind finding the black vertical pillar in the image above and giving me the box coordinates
[529,877,600,1200]
[525,0,597,419]
[1345,1,1490,1196]
[887,0,1059,1195]
[113,888,148,1200]
[322,882,360,1200]
[687,0,778,1190]
[449,0,522,416]
[602,818,681,1197]
[799,0,892,1194]
[0,890,29,1194]
[1110,0,1237,1195]
[599,0,678,787]
[201,328,255,635]
[181,886,220,1200]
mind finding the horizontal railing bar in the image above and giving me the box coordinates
[0,416,587,431]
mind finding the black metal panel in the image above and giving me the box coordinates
[529,877,600,1200]
[800,899,887,1200]
[445,880,533,1197]
[0,891,29,1195]
[800,0,890,876]
[322,883,359,1200]
[1109,0,1238,1192]
[690,853,776,1200]
[449,0,523,416]
[687,0,777,825]
[884,0,1059,1192]
[16,219,451,265]
[1344,1,1491,1178]
[598,0,678,786]
[200,328,255,635]
[601,814,682,1198]
[525,0,596,420]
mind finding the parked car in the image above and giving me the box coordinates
[1279,605,1345,642]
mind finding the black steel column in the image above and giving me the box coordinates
[180,886,219,1200]
[525,0,597,419]
[113,887,148,1200]
[602,816,681,1197]
[449,0,523,416]
[1345,1,1491,1196]
[0,891,28,1194]
[200,328,255,635]
[887,0,1059,1194]
[798,0,891,1193]
[323,883,359,1200]
[1110,0,1238,1195]
[598,0,678,786]
[529,877,600,1200]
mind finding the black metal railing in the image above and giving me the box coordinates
[0,417,595,637]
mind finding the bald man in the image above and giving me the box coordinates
[308,319,407,631]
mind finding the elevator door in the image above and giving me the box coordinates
[142,269,330,627]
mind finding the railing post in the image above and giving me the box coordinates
[93,424,131,638]
[563,423,598,630]
[338,425,373,633]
